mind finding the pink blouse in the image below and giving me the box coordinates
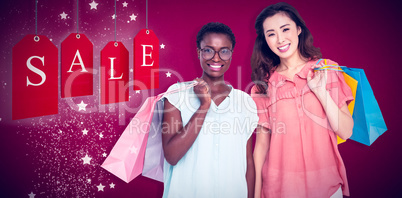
[251,59,353,198]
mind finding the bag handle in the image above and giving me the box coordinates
[158,81,198,98]
[314,59,347,72]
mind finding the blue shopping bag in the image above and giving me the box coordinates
[341,67,387,145]
[315,60,388,146]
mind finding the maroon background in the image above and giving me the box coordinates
[0,0,401,197]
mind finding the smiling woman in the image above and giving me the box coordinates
[161,22,259,198]
[251,2,354,198]
[198,33,232,78]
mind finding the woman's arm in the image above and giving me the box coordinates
[246,137,255,198]
[308,69,354,140]
[253,125,271,198]
[315,91,354,140]
[162,79,211,166]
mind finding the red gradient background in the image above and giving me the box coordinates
[0,0,401,197]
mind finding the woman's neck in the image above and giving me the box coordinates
[277,53,308,72]
[201,74,229,93]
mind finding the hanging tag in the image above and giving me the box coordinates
[61,33,93,98]
[100,41,129,104]
[134,29,159,90]
[12,35,58,120]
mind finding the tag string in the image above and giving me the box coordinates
[146,0,148,29]
[35,0,37,35]
[77,0,79,33]
[114,0,117,42]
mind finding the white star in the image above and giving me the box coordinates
[166,71,172,78]
[99,133,104,139]
[129,14,137,21]
[89,1,98,10]
[77,101,88,111]
[160,43,165,49]
[129,145,138,154]
[81,154,92,165]
[135,90,140,94]
[102,152,107,157]
[60,12,68,19]
[97,183,105,191]
[111,14,116,19]
[58,129,63,134]
[87,179,92,183]
[110,183,115,188]
[82,128,89,135]
[28,192,35,198]
[122,1,128,7]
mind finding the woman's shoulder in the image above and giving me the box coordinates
[166,81,195,92]
[313,58,339,67]
[232,88,252,98]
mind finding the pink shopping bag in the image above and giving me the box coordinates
[102,81,197,183]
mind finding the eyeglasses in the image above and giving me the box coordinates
[199,47,233,61]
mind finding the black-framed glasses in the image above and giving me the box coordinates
[200,47,233,61]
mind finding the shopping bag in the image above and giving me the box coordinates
[316,61,387,146]
[102,81,197,183]
[315,59,358,144]
[101,95,164,183]
[142,100,164,182]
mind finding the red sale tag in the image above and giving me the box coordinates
[100,41,129,104]
[61,33,93,98]
[134,29,159,90]
[12,35,58,120]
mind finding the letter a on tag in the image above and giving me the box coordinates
[12,35,58,120]
[61,33,93,98]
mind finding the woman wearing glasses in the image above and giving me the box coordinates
[161,22,259,198]
[251,2,353,198]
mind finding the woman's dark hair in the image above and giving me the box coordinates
[251,2,322,94]
[196,22,236,49]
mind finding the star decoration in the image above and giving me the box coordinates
[89,1,99,10]
[82,128,89,135]
[166,71,172,77]
[99,133,104,139]
[129,14,137,21]
[129,145,138,154]
[97,183,105,191]
[81,154,92,165]
[160,43,165,49]
[60,12,68,19]
[102,152,107,157]
[122,1,128,7]
[77,101,88,111]
[112,14,116,19]
[28,192,35,198]
[110,183,115,188]
[87,179,92,183]
[135,90,140,94]
[58,129,63,134]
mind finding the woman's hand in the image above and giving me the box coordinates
[193,78,211,109]
[307,67,327,98]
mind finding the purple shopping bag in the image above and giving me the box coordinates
[142,100,164,182]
